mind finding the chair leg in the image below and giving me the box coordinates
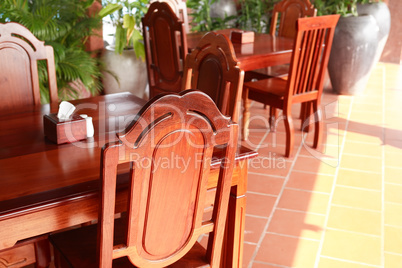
[284,110,294,157]
[242,91,251,141]
[313,101,322,148]
[301,102,312,133]
[34,238,51,268]
[269,107,277,132]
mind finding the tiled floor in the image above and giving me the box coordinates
[241,62,402,268]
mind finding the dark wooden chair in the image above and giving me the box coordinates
[245,0,317,80]
[142,1,188,99]
[182,32,244,123]
[0,22,58,114]
[242,15,340,157]
[49,90,238,267]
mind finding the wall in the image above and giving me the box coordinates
[380,0,402,64]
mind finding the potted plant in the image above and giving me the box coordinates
[99,0,148,98]
[314,0,390,95]
[0,0,104,102]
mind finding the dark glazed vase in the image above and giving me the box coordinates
[357,2,391,64]
[328,15,378,95]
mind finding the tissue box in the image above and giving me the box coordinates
[230,30,255,44]
[43,114,87,144]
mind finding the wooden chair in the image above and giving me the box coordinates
[142,2,188,99]
[245,0,317,80]
[242,15,340,157]
[0,22,58,114]
[149,0,190,33]
[182,32,244,123]
[0,22,55,268]
[49,90,238,267]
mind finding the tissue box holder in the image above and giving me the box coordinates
[230,30,255,44]
[43,114,87,144]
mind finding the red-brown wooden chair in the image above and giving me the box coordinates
[242,15,340,157]
[0,22,56,268]
[49,90,238,267]
[149,0,190,33]
[142,2,188,99]
[182,32,244,123]
[246,0,317,81]
[0,22,58,114]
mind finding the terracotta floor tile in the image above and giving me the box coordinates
[321,229,381,266]
[385,151,402,168]
[248,153,292,177]
[340,154,382,173]
[267,209,325,240]
[384,142,402,155]
[293,156,337,175]
[327,205,381,235]
[336,169,382,190]
[244,216,268,244]
[247,173,285,195]
[349,111,383,125]
[384,167,402,184]
[249,262,282,268]
[345,131,383,145]
[318,257,378,268]
[255,233,320,267]
[277,188,330,214]
[385,226,402,255]
[385,252,402,268]
[246,193,277,217]
[385,202,402,227]
[385,183,402,204]
[332,186,382,211]
[242,242,257,268]
[343,140,383,158]
[286,171,334,193]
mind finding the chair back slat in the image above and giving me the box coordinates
[0,22,58,113]
[98,90,238,267]
[182,32,244,123]
[287,15,339,99]
[143,2,188,98]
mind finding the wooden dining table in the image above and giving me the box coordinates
[187,28,294,72]
[0,92,257,267]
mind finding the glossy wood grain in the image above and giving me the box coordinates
[0,22,58,115]
[143,2,188,98]
[187,29,294,72]
[50,90,239,267]
[0,92,256,268]
[182,32,244,123]
[243,15,340,157]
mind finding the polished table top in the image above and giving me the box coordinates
[0,92,256,219]
[187,28,294,71]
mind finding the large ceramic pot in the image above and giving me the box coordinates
[357,2,391,64]
[101,46,148,99]
[328,15,379,95]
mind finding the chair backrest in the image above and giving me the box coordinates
[0,22,58,113]
[97,90,238,267]
[270,0,317,39]
[142,2,188,99]
[182,32,244,123]
[286,15,340,103]
[149,0,190,33]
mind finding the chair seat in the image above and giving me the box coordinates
[244,77,288,99]
[50,219,210,268]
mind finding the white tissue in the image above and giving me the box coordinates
[80,114,94,138]
[57,101,76,120]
